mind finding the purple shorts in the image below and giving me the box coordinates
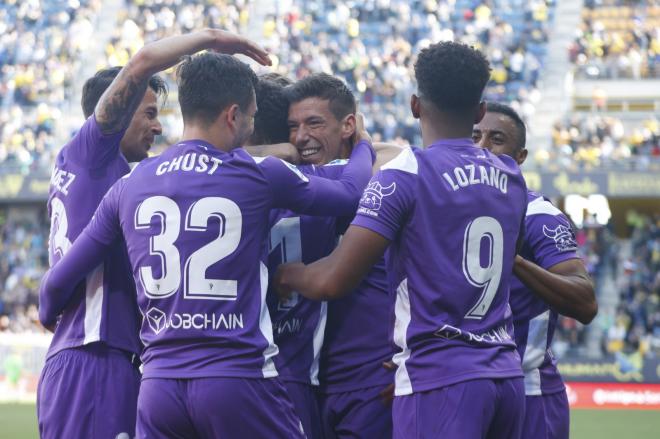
[136,376,305,438]
[37,343,140,439]
[522,391,570,439]
[318,385,392,439]
[393,377,525,439]
[284,381,322,439]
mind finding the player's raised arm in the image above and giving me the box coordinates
[95,29,271,135]
[39,180,125,327]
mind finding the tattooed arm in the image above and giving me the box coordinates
[95,29,271,135]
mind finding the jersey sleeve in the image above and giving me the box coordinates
[261,140,375,216]
[351,168,416,241]
[85,178,125,245]
[525,207,580,270]
[65,115,126,167]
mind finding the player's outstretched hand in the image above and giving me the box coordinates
[354,112,372,146]
[209,30,272,66]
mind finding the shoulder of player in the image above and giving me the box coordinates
[524,193,574,236]
[380,146,420,175]
[525,193,564,218]
[59,116,120,166]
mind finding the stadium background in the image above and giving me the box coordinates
[0,0,658,437]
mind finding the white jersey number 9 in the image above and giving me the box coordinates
[462,216,504,319]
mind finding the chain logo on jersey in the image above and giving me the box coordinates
[434,323,513,344]
[359,181,396,213]
[145,306,244,334]
[542,224,577,252]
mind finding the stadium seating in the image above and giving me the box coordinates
[570,0,660,79]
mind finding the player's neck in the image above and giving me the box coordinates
[181,125,233,152]
[420,116,473,148]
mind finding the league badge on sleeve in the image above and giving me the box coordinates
[360,181,396,212]
[542,223,578,252]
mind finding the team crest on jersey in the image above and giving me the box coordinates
[542,224,578,252]
[360,181,396,211]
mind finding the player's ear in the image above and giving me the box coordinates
[475,101,486,124]
[341,113,356,140]
[226,104,240,129]
[517,148,528,166]
[410,94,420,119]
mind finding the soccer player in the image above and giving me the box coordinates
[282,73,395,439]
[37,29,271,439]
[473,102,598,439]
[39,52,375,437]
[275,41,529,438]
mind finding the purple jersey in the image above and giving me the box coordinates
[352,139,527,396]
[45,116,141,358]
[267,160,357,385]
[511,191,580,396]
[76,139,373,379]
[318,259,394,393]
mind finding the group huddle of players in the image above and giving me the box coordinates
[36,29,598,439]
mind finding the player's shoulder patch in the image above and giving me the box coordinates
[278,159,309,182]
[381,147,418,174]
[526,195,563,217]
[325,159,349,167]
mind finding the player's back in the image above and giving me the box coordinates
[360,139,527,395]
[46,116,140,358]
[114,139,281,379]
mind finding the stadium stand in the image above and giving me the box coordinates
[0,207,48,334]
[570,0,660,80]
[604,213,660,356]
[0,0,101,175]
[542,115,660,170]
[265,0,554,144]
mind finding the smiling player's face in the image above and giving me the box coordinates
[472,111,527,165]
[287,97,349,165]
[120,89,163,163]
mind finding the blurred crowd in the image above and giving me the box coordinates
[0,0,101,175]
[542,115,660,171]
[602,212,660,357]
[554,222,618,356]
[0,209,48,334]
[263,0,553,145]
[570,0,660,79]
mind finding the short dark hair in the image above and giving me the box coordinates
[414,42,491,112]
[285,73,356,121]
[81,67,167,119]
[486,102,527,150]
[251,74,293,144]
[176,52,258,126]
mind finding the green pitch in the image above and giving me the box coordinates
[0,403,38,439]
[0,404,659,438]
